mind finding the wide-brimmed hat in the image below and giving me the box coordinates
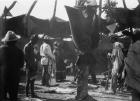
[1,31,21,42]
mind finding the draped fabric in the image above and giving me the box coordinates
[5,15,70,38]
[40,42,55,65]
[125,41,140,92]
[65,6,100,53]
[110,5,140,32]
[40,42,56,85]
[112,42,124,76]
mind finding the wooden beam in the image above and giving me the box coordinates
[25,0,37,36]
[122,0,127,9]
[1,1,17,17]
[52,0,57,19]
[107,0,111,7]
[1,1,17,37]
[26,0,37,16]
[138,0,140,4]
[50,0,58,30]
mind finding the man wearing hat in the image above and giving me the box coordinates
[0,31,24,101]
[24,34,40,97]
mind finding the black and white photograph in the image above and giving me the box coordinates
[0,0,139,101]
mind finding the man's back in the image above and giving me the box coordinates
[24,42,37,70]
[0,44,24,76]
[0,44,24,100]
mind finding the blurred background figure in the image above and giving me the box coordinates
[24,34,39,98]
[64,59,74,76]
[53,40,66,82]
[40,35,56,86]
[0,31,24,101]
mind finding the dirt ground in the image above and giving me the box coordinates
[18,76,132,101]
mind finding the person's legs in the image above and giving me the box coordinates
[132,89,140,101]
[46,66,50,86]
[0,85,7,101]
[89,64,97,84]
[26,72,31,97]
[0,72,7,101]
[110,74,117,93]
[31,79,35,97]
[73,66,79,82]
[9,80,19,101]
[42,66,46,85]
[26,79,30,97]
[90,72,97,84]
[76,65,89,100]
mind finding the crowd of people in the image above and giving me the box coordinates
[0,30,76,101]
[106,29,140,101]
[1,28,140,101]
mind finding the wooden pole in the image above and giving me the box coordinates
[50,0,58,31]
[138,0,140,4]
[25,0,37,36]
[99,0,102,17]
[52,0,57,19]
[26,0,37,16]
[122,0,127,9]
[1,1,17,37]
[1,1,17,18]
[98,0,102,32]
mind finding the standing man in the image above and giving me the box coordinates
[24,34,39,97]
[40,35,55,86]
[0,31,24,101]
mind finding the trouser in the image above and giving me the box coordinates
[132,89,140,101]
[0,78,19,101]
[26,70,36,97]
[26,78,35,97]
[76,65,89,100]
[74,66,79,82]
[89,66,97,84]
[42,65,50,86]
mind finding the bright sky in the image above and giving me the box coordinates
[0,0,139,21]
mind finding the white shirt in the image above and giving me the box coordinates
[40,42,55,65]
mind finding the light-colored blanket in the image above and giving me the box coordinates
[112,42,124,76]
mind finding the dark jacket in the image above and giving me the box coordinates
[0,44,24,93]
[24,42,39,72]
[0,44,24,76]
